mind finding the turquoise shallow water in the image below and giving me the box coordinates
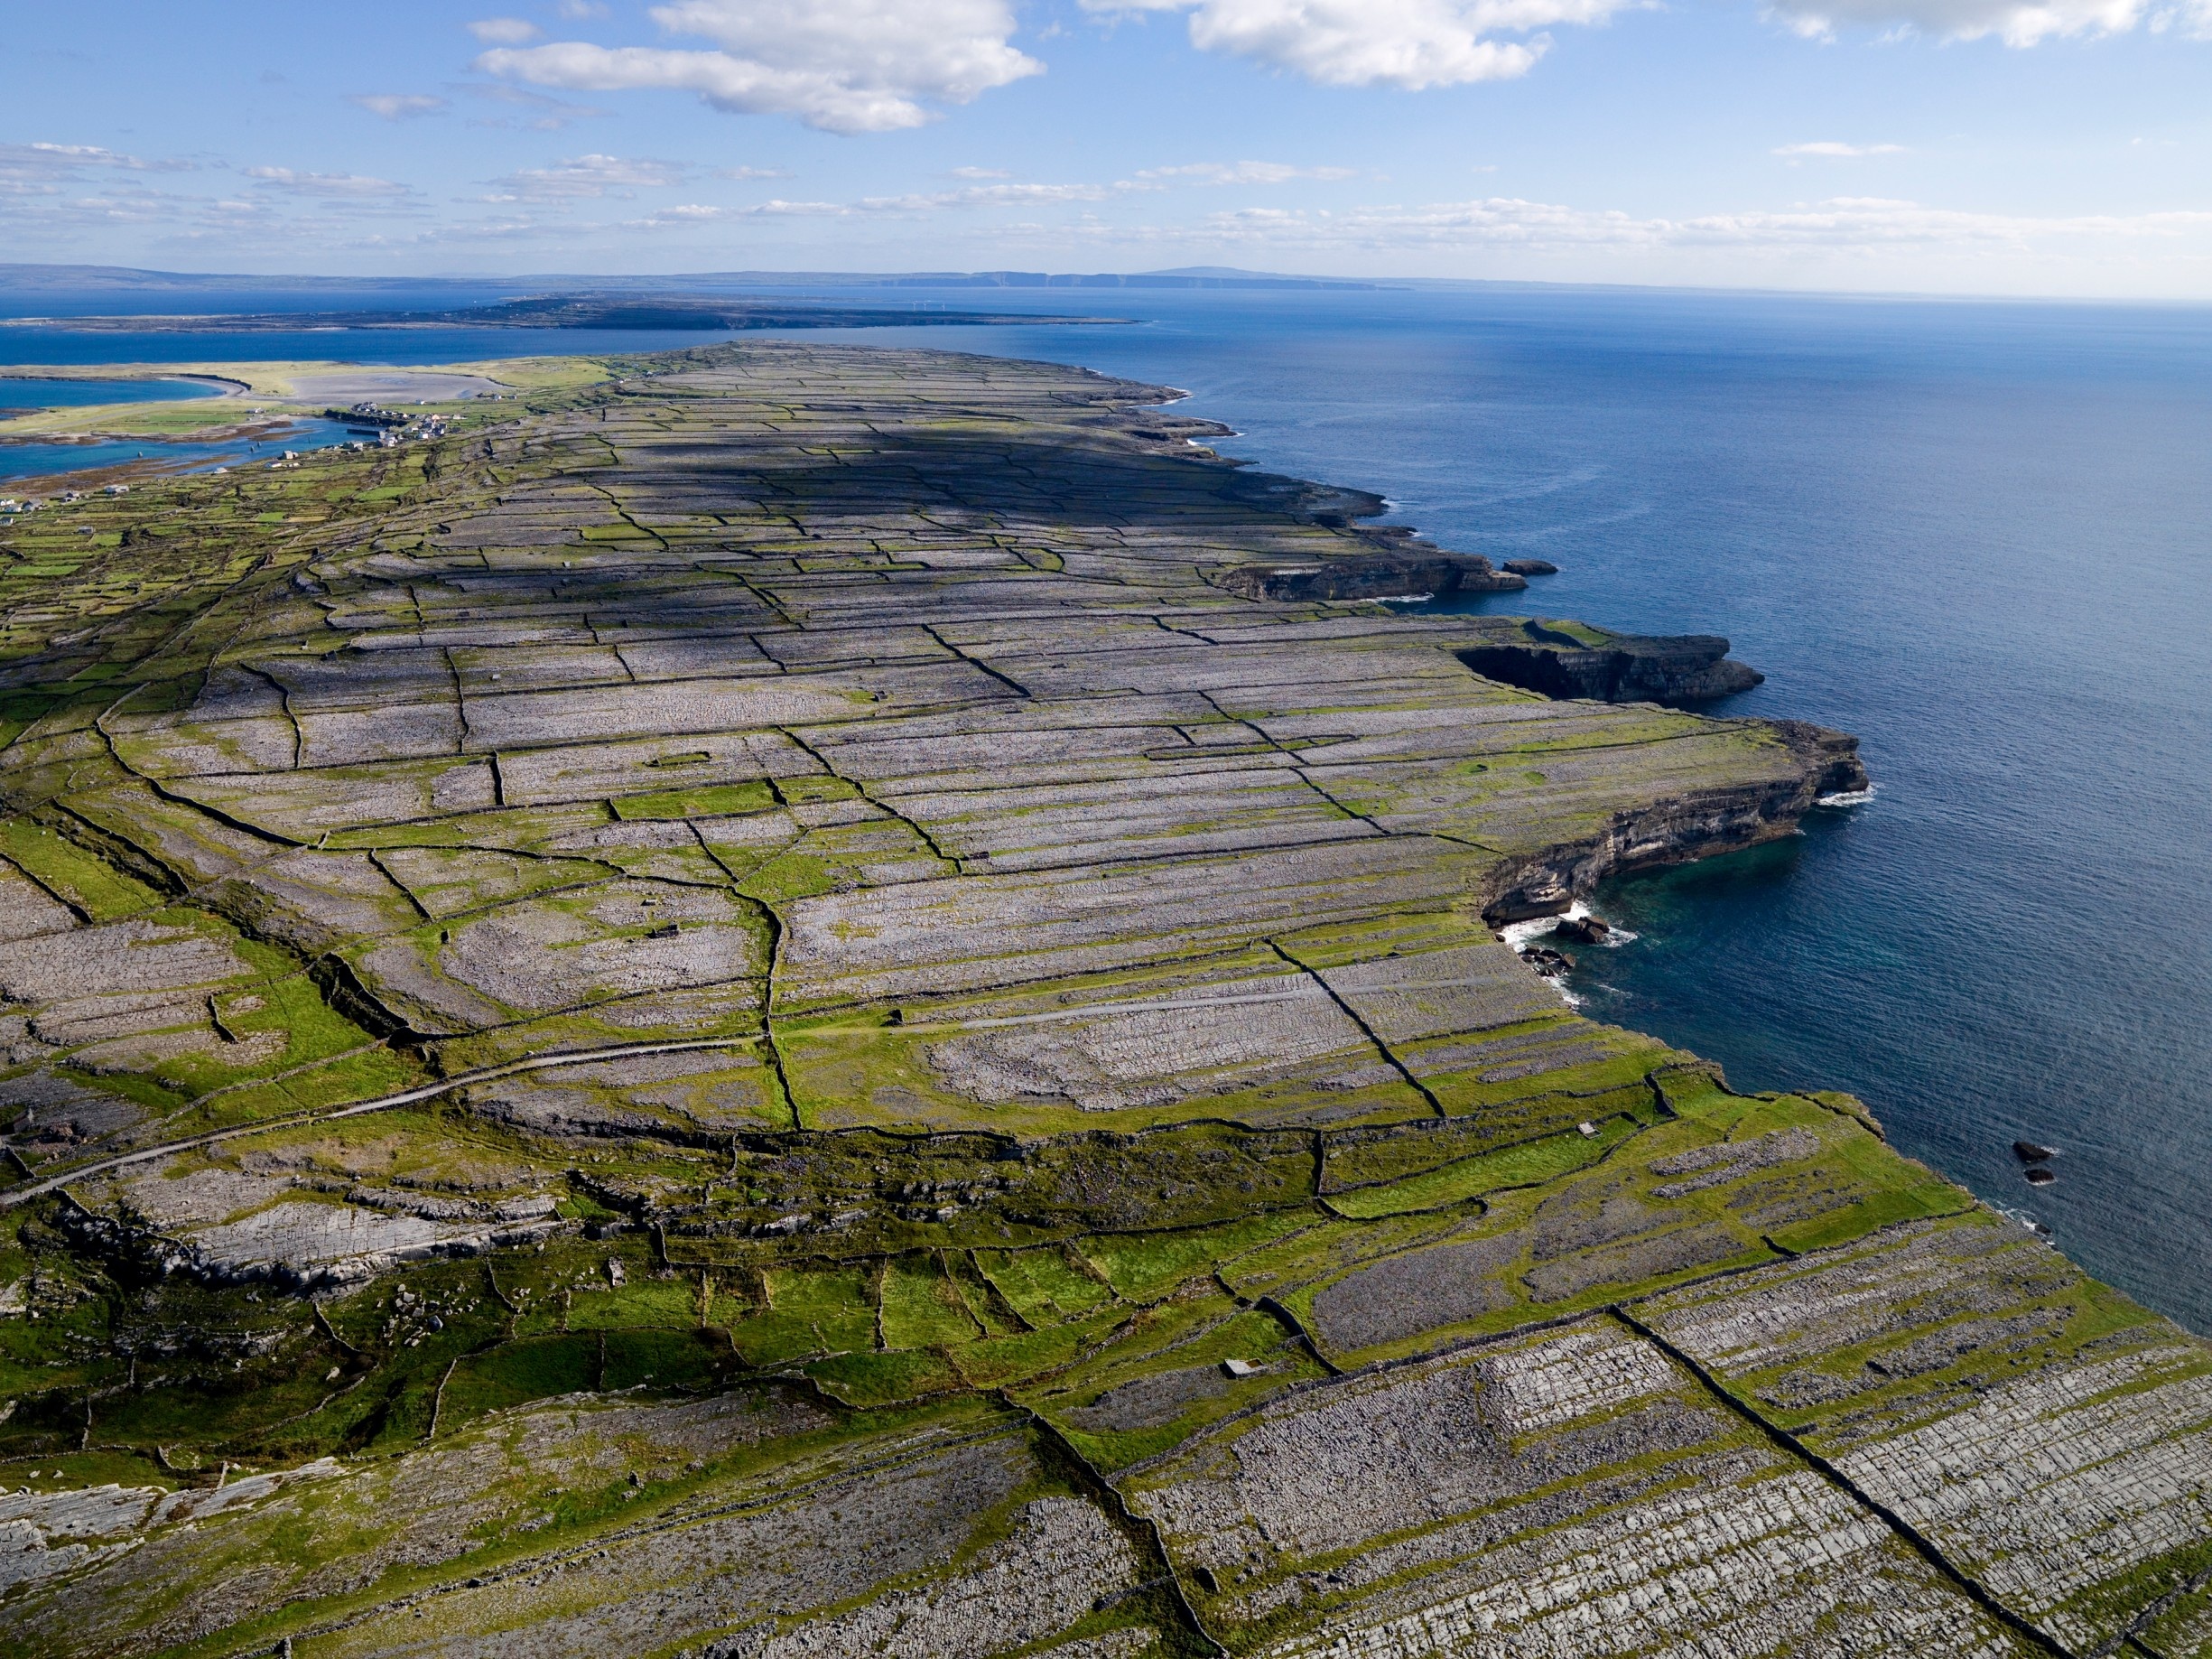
[4,285,2207,1328]
[0,372,357,487]
[0,377,220,410]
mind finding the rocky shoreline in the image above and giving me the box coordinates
[1459,619,1767,704]
[0,342,2202,1659]
[1482,719,1868,922]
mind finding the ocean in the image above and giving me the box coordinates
[5,284,2208,1330]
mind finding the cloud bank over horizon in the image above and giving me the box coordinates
[1764,0,2210,45]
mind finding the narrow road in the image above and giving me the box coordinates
[0,1037,753,1209]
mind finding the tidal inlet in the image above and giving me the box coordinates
[0,340,2198,1658]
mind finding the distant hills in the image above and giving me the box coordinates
[0,293,1123,335]
[0,263,1383,294]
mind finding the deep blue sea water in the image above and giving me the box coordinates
[2,284,2206,1330]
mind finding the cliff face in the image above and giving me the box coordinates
[1769,715,1873,797]
[1216,550,1525,601]
[1458,620,1764,704]
[1482,719,1868,922]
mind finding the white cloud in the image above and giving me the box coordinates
[1085,0,1647,88]
[483,153,689,200]
[618,175,1145,225]
[1165,191,2212,256]
[243,166,414,198]
[855,181,1140,211]
[555,0,608,14]
[404,214,570,244]
[1762,0,2207,42]
[1140,160,1359,183]
[351,93,450,119]
[951,165,1013,179]
[1774,141,1906,156]
[464,84,609,129]
[1678,196,2212,245]
[478,0,1043,134]
[624,201,739,226]
[0,142,188,183]
[717,163,790,179]
[20,142,131,165]
[469,17,544,43]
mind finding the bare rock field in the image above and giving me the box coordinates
[0,342,2199,1657]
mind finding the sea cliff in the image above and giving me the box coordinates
[0,342,2203,1659]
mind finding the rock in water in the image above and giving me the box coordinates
[1503,558,1559,575]
[1555,914,1613,946]
[1457,620,1764,704]
[2014,1140,2059,1163]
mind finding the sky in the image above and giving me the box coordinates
[4,0,2210,296]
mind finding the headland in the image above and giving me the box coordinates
[0,342,2203,1658]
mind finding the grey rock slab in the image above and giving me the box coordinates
[492,725,818,806]
[432,880,765,1015]
[185,1201,477,1279]
[0,861,79,941]
[458,677,886,750]
[1640,1216,2212,1651]
[0,1485,161,1541]
[173,760,500,836]
[0,919,250,1004]
[925,970,1371,1113]
[1318,944,1566,1047]
[777,836,1483,1008]
[305,1431,1041,1659]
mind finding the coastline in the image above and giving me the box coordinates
[0,340,2204,1657]
[0,359,516,491]
[0,368,247,393]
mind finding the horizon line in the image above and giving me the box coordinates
[4,260,2212,311]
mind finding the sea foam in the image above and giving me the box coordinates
[1500,901,1638,951]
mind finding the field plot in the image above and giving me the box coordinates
[0,342,2199,1656]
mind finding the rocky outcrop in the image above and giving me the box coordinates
[1457,621,1763,704]
[1482,721,1866,922]
[51,1188,561,1294]
[1503,558,1558,576]
[1768,717,1871,798]
[1217,551,1525,602]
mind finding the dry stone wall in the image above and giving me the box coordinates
[0,344,2198,1658]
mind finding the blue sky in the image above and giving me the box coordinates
[5,0,2209,295]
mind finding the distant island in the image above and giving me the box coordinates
[0,293,1122,335]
